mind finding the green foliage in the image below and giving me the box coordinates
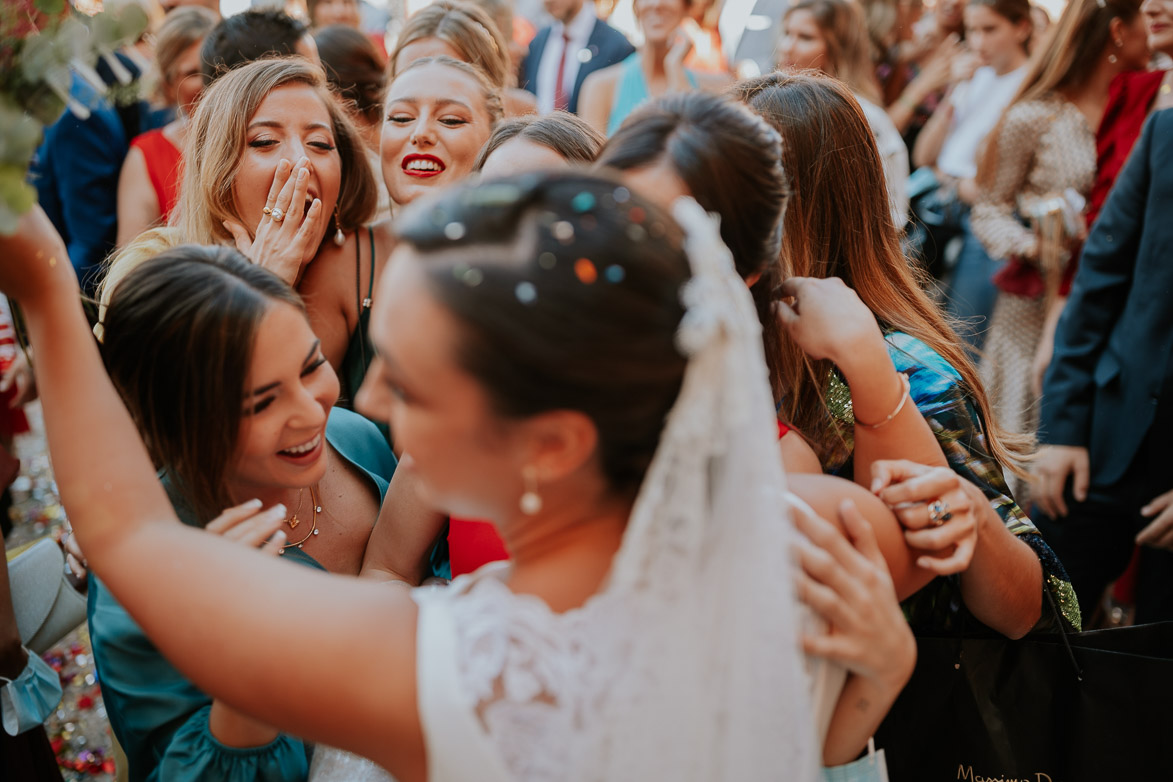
[0,3,147,234]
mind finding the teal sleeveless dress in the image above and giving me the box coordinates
[606,53,699,136]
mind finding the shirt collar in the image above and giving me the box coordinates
[557,2,598,44]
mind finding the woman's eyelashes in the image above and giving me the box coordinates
[246,136,336,151]
[242,357,328,416]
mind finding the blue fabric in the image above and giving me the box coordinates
[944,216,1001,354]
[29,60,169,292]
[519,19,635,115]
[88,409,394,782]
[606,53,699,136]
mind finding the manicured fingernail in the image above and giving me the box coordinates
[244,498,262,509]
[917,557,931,569]
[273,530,286,544]
[271,503,286,517]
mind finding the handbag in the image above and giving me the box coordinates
[873,591,1173,780]
[7,538,87,655]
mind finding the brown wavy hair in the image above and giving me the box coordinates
[388,0,512,89]
[735,71,1031,474]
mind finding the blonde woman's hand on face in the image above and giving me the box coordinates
[871,459,979,576]
[222,157,325,285]
[204,500,288,556]
[794,498,916,687]
[775,276,888,376]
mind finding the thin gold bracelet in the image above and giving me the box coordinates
[855,373,910,429]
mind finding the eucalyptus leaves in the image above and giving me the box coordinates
[0,0,148,234]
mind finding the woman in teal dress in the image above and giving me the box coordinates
[579,0,726,136]
[85,245,404,782]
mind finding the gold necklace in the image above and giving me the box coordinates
[280,485,322,553]
[285,488,305,529]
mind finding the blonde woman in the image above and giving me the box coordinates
[388,0,537,117]
[115,6,219,247]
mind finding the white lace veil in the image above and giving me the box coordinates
[590,197,822,780]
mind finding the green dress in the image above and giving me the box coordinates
[825,332,1082,634]
[87,408,395,782]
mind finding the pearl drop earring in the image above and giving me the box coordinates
[333,206,345,247]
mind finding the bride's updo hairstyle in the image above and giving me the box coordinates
[595,92,789,394]
[394,172,691,494]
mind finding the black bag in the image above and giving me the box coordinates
[905,167,967,281]
[874,595,1173,781]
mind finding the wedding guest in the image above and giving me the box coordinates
[388,0,537,117]
[911,0,1033,348]
[971,0,1147,501]
[307,0,362,30]
[579,0,728,135]
[519,0,635,113]
[315,24,391,220]
[776,0,910,224]
[116,6,218,246]
[736,72,1077,636]
[90,244,397,781]
[474,111,604,175]
[199,9,322,84]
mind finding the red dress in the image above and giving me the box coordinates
[447,419,800,576]
[130,128,183,222]
[1086,69,1167,228]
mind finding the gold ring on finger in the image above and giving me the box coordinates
[929,499,951,527]
[263,206,272,215]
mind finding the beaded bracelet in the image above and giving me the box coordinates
[855,373,910,429]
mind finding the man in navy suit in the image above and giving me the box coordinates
[521,0,634,115]
[1032,108,1173,623]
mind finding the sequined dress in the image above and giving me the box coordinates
[825,332,1081,634]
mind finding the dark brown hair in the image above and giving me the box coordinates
[394,172,691,494]
[474,112,605,171]
[100,245,305,523]
[315,23,387,124]
[735,71,1030,473]
[595,92,789,392]
[968,0,1034,52]
[199,9,308,85]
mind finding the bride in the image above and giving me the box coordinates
[4,171,922,780]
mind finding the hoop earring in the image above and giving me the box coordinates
[519,467,542,516]
[333,205,345,247]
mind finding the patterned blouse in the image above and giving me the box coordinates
[824,331,1082,634]
[970,92,1096,270]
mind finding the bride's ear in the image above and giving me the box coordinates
[518,409,602,487]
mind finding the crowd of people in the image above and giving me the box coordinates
[1,0,1171,778]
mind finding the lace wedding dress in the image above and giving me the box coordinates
[309,198,839,782]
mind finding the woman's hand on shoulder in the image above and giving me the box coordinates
[222,157,325,285]
[871,459,980,575]
[775,276,888,376]
[793,497,916,688]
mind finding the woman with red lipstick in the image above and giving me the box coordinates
[84,244,406,782]
[379,56,504,208]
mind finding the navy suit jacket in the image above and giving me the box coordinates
[1039,108,1173,486]
[520,18,634,115]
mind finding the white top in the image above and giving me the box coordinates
[535,2,599,113]
[857,94,911,226]
[938,65,1028,180]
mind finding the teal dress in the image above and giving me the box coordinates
[606,53,699,136]
[335,227,392,448]
[87,408,395,782]
[824,332,1081,634]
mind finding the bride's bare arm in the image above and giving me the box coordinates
[4,208,426,780]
